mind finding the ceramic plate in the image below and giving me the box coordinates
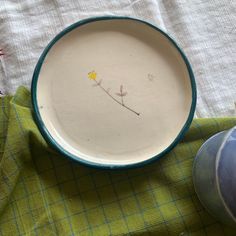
[32,16,196,169]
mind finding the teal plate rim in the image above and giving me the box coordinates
[31,16,197,169]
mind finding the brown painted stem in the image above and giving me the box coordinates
[94,80,140,116]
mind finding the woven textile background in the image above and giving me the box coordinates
[0,0,236,117]
[0,87,236,235]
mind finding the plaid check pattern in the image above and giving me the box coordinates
[0,86,236,236]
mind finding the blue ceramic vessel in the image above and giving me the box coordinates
[193,126,236,226]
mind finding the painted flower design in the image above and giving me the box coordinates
[88,71,97,80]
[87,71,140,116]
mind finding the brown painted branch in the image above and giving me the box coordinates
[94,80,140,116]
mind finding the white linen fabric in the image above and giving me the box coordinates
[0,0,235,117]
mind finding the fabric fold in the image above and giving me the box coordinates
[0,87,236,235]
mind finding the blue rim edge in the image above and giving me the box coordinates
[31,15,197,170]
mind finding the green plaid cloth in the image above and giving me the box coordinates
[0,86,236,236]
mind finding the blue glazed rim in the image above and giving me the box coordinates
[31,16,197,169]
[216,127,236,223]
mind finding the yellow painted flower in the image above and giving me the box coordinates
[88,71,97,80]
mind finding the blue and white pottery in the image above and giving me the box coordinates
[193,126,236,226]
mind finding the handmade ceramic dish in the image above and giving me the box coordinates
[31,16,196,169]
[193,126,236,226]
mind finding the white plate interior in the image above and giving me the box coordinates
[36,19,192,165]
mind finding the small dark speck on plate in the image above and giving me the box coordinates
[148,73,155,81]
